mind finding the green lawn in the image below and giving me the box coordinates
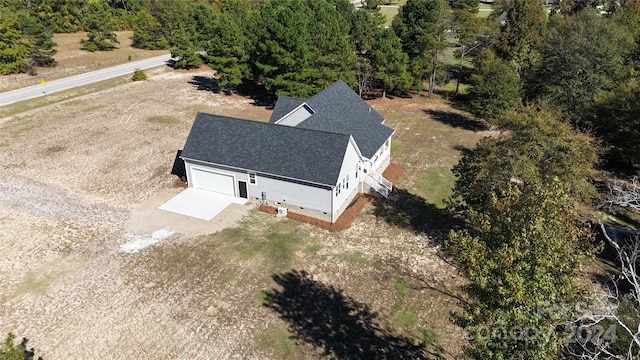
[477,3,494,18]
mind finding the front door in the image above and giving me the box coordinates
[238,181,248,199]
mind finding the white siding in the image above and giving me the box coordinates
[184,160,333,215]
[332,139,362,222]
[275,104,314,127]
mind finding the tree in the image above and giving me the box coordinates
[468,50,521,121]
[251,0,316,96]
[204,12,250,88]
[392,0,448,96]
[568,219,640,358]
[370,27,411,98]
[132,8,169,49]
[602,177,640,212]
[526,11,634,117]
[447,104,600,359]
[306,0,357,90]
[0,13,31,74]
[155,0,196,47]
[451,103,599,213]
[448,179,594,359]
[587,79,640,170]
[170,28,202,69]
[31,0,85,33]
[495,0,546,75]
[79,1,119,52]
[0,333,41,360]
[18,13,57,69]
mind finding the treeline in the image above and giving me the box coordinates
[130,0,482,98]
[0,0,485,97]
[467,0,640,170]
[445,0,640,358]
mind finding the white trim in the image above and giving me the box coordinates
[188,164,237,197]
[248,172,257,185]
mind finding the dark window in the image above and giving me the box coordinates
[249,173,256,185]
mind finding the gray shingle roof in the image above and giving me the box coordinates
[181,113,351,186]
[271,80,394,158]
[269,96,306,123]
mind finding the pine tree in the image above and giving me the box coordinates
[79,1,119,52]
[0,13,31,74]
[18,14,57,69]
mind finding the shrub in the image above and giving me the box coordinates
[132,69,147,81]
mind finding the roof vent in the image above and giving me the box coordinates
[368,107,372,112]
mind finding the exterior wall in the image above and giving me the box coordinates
[184,159,333,215]
[331,140,362,222]
[276,104,314,126]
[368,135,392,173]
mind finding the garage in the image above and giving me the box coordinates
[191,168,235,196]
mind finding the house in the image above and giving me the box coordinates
[179,80,394,223]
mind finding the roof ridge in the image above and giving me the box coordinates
[196,111,353,139]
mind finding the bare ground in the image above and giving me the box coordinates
[0,67,486,358]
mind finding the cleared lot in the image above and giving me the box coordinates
[0,66,487,358]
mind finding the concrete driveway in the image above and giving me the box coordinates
[159,188,248,221]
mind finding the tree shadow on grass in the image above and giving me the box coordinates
[188,75,219,92]
[424,109,489,132]
[371,188,462,246]
[263,270,439,359]
[235,79,277,108]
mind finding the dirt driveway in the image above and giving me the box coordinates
[0,67,475,359]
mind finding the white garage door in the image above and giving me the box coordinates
[191,169,235,196]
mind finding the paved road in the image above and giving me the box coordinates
[0,53,172,106]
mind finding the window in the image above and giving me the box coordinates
[346,175,349,189]
[249,173,256,185]
[355,164,358,178]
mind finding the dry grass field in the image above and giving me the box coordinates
[0,59,491,358]
[0,31,168,92]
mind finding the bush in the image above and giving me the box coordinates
[132,69,147,81]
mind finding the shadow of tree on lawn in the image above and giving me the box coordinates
[263,270,436,359]
[371,188,461,246]
[235,79,277,108]
[424,109,489,132]
[188,75,219,92]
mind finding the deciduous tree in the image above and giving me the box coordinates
[468,50,521,121]
[526,11,634,117]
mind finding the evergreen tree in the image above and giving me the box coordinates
[132,8,168,49]
[307,0,357,90]
[79,1,119,51]
[0,13,31,74]
[170,28,202,69]
[18,14,57,68]
[204,12,250,88]
[495,0,546,75]
[251,0,317,96]
[370,27,411,98]
[392,0,447,96]
[31,0,85,33]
